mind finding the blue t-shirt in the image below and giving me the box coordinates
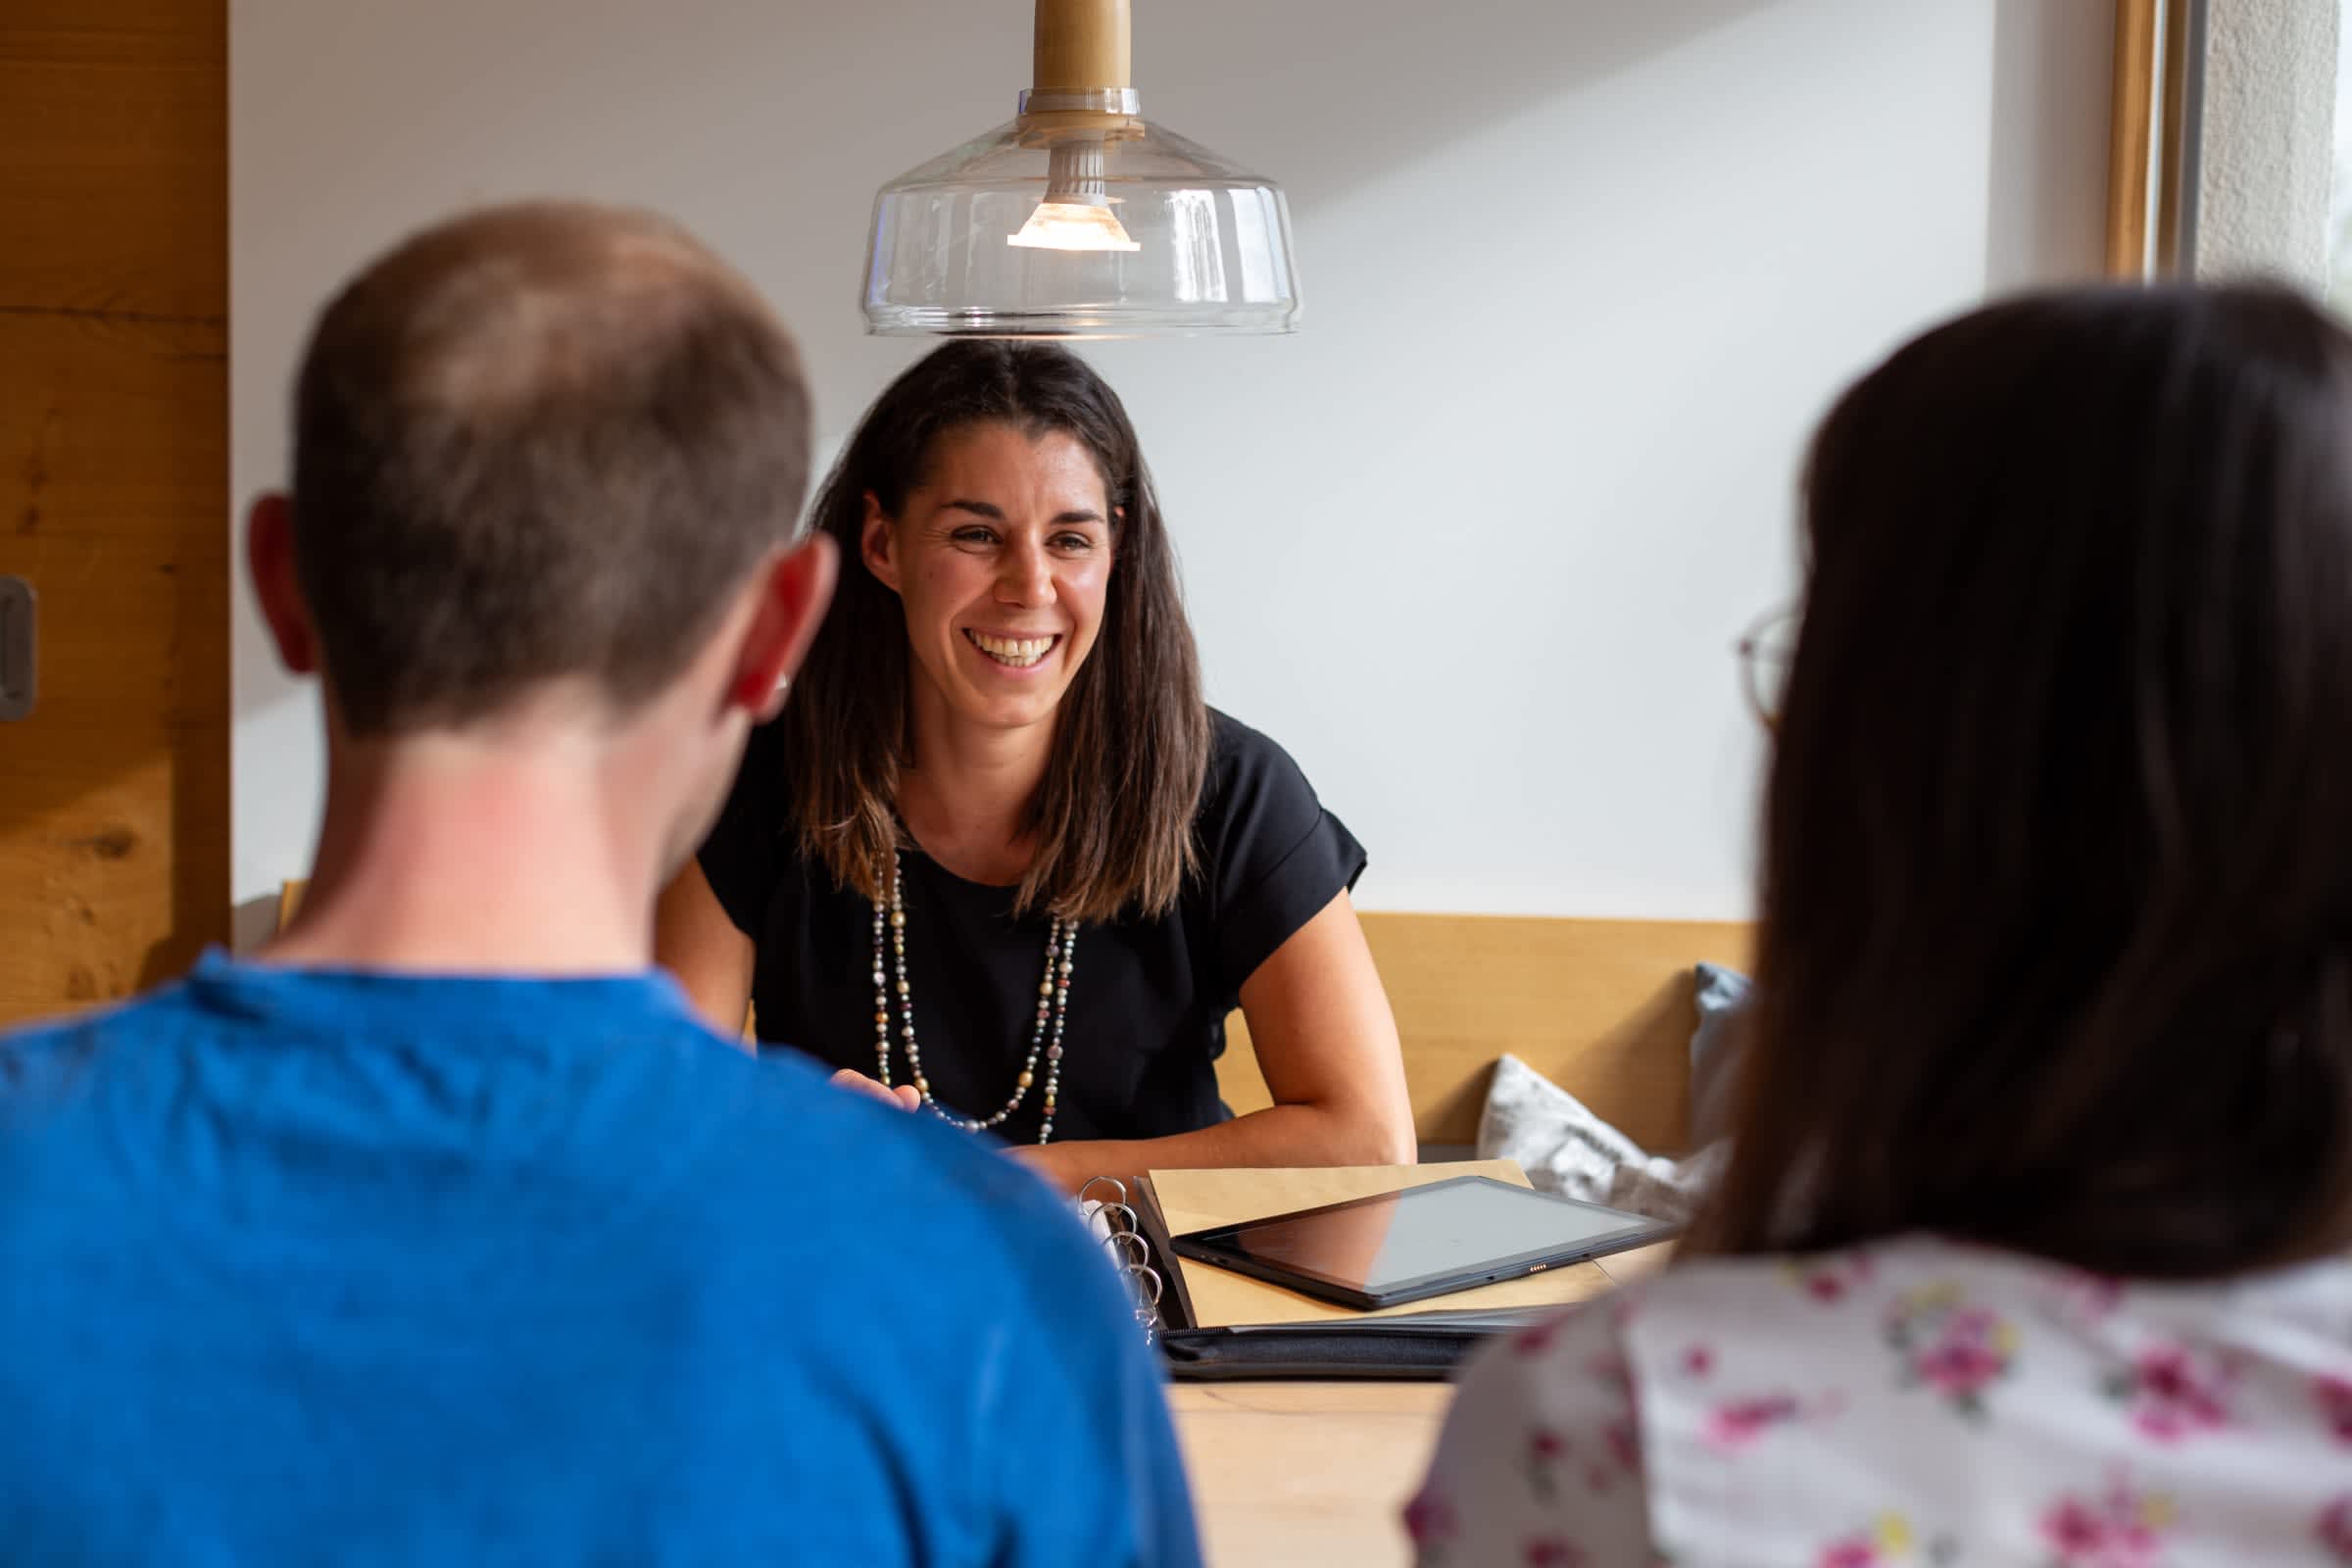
[0,953,1199,1565]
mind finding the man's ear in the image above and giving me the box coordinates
[732,532,840,721]
[246,493,318,676]
[860,492,902,594]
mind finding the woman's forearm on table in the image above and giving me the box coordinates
[1014,1101,1416,1194]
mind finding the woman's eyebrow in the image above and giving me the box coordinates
[940,499,1105,525]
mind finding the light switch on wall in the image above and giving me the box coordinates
[0,577,34,723]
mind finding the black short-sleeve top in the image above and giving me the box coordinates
[697,709,1366,1144]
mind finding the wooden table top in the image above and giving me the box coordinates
[1168,1380,1450,1568]
[1164,1243,1671,1566]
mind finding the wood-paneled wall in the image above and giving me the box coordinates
[1220,911,1751,1153]
[0,0,228,1022]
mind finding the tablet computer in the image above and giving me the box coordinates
[1170,1175,1678,1311]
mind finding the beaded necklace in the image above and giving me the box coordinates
[870,851,1076,1144]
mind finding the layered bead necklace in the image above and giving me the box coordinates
[871,850,1077,1144]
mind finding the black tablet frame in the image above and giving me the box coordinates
[1170,1175,1679,1311]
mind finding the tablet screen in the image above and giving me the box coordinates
[1182,1176,1671,1301]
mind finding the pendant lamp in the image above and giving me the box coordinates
[861,0,1301,337]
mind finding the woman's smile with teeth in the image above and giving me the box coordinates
[965,629,1060,667]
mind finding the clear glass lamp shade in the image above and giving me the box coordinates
[862,104,1301,337]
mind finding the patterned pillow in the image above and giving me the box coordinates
[1474,1053,1724,1221]
[1689,961,1754,1146]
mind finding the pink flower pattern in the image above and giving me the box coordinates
[2316,1377,2352,1446]
[1404,1487,1456,1549]
[2037,1476,2176,1568]
[1788,1253,1876,1303]
[1523,1426,1569,1502]
[1512,1317,1564,1358]
[1810,1513,1955,1567]
[1603,1414,1641,1476]
[1703,1393,1804,1451]
[2320,1495,2352,1563]
[2102,1344,2233,1444]
[1582,1350,1643,1485]
[1410,1237,2352,1568]
[1886,1287,2018,1420]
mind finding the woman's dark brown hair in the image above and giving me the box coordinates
[1688,284,2352,1278]
[778,340,1209,923]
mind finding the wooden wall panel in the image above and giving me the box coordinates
[1219,911,1753,1154]
[0,0,227,1026]
[0,312,229,545]
[4,532,228,731]
[0,1,228,319]
[2,737,228,1004]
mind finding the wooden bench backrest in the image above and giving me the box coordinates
[1220,911,1751,1154]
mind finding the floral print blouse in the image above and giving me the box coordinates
[1409,1236,2352,1567]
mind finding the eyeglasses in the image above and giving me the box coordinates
[1735,606,1799,730]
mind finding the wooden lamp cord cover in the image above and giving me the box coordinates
[1033,0,1131,92]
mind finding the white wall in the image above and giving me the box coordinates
[229,0,2114,937]
[2195,0,2336,285]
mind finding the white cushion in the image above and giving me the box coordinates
[1474,1053,1724,1222]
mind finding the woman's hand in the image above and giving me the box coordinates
[1004,1141,1100,1194]
[830,1068,922,1112]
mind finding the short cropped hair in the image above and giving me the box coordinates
[289,201,811,732]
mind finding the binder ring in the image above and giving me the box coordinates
[1077,1173,1168,1347]
[1087,1200,1140,1244]
[1125,1264,1162,1307]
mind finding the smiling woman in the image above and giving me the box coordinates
[656,341,1415,1193]
[866,421,1119,780]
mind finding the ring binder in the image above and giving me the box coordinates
[1078,1176,1169,1345]
[1078,1163,1581,1380]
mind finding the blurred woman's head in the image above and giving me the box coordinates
[1695,284,2352,1276]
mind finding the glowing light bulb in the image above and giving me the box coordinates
[1007,198,1141,252]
